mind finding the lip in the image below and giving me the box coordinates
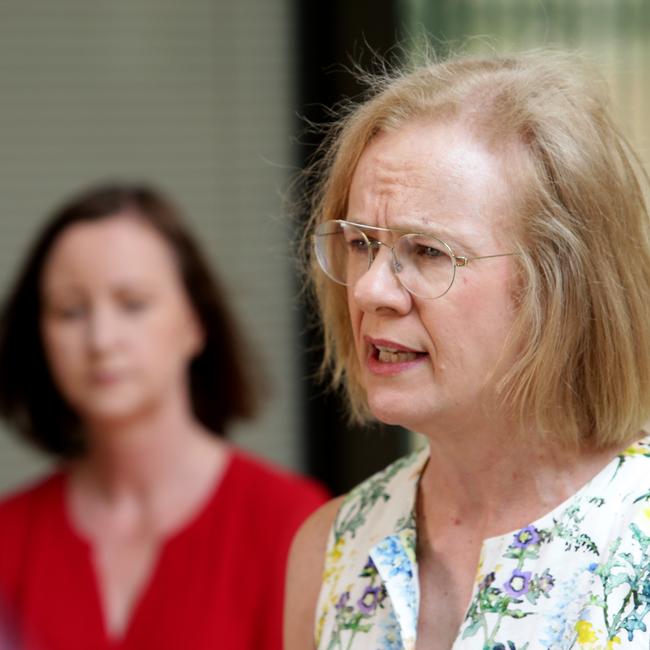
[365,337,423,353]
[364,336,429,376]
[89,369,125,386]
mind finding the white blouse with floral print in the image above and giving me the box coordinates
[315,435,650,649]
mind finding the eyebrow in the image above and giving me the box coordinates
[345,218,480,257]
[40,285,83,300]
[41,279,155,299]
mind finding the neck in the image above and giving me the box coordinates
[72,396,225,501]
[417,413,622,543]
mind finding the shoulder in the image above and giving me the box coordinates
[221,448,330,551]
[288,497,344,575]
[0,471,62,527]
[605,435,650,504]
[0,472,63,593]
[335,448,427,543]
[580,436,650,541]
[285,450,427,649]
[284,497,344,650]
[0,472,64,550]
[227,447,330,507]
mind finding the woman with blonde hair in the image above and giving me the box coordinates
[285,51,650,649]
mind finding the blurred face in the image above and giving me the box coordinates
[40,214,204,428]
[346,118,520,434]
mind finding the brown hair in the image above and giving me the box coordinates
[302,50,650,449]
[0,182,260,457]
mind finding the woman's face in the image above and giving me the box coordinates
[346,118,520,434]
[40,214,203,428]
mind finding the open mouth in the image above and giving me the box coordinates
[371,344,428,364]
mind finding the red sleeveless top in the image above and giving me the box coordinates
[0,451,328,650]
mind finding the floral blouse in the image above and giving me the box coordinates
[315,435,650,649]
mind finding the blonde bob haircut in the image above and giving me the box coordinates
[302,49,650,449]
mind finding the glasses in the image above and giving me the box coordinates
[313,219,518,300]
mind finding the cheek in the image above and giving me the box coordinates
[458,285,518,370]
[40,328,88,408]
[143,310,200,369]
[41,322,82,376]
[421,281,515,357]
[347,291,364,353]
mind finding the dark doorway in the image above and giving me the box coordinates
[293,1,411,496]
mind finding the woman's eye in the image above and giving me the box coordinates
[51,305,86,320]
[346,238,369,253]
[121,298,149,313]
[415,244,445,259]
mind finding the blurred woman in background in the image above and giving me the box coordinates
[0,183,327,650]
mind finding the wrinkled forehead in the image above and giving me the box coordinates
[345,119,527,245]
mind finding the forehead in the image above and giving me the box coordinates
[347,118,519,241]
[41,214,179,290]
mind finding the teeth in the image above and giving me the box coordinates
[376,346,418,363]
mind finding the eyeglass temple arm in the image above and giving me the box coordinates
[454,252,519,267]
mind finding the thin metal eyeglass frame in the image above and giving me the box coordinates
[313,219,519,300]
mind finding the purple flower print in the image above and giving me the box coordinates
[357,585,382,615]
[503,569,532,597]
[511,525,541,549]
[335,591,350,610]
[360,557,377,577]
[537,568,555,595]
[478,572,496,592]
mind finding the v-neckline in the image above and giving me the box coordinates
[356,439,642,649]
[55,452,237,646]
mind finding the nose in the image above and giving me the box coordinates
[351,244,412,314]
[86,305,119,354]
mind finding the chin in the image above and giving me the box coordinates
[366,391,418,429]
[365,384,458,435]
[76,393,150,426]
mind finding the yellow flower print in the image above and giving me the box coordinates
[622,445,647,457]
[322,538,346,581]
[635,507,650,535]
[573,621,621,649]
[329,537,345,562]
[576,620,598,643]
[315,610,326,644]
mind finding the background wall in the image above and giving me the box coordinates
[0,0,299,493]
[405,0,650,169]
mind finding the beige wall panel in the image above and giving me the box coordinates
[0,1,301,493]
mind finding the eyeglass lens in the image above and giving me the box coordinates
[314,221,456,299]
